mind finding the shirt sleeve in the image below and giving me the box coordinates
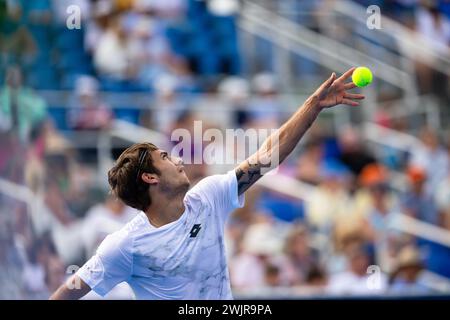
[188,170,245,221]
[76,231,133,297]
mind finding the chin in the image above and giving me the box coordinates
[182,178,191,190]
[180,172,190,185]
[177,175,190,191]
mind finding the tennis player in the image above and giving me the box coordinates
[50,68,363,300]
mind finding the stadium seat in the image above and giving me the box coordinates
[27,67,59,90]
[55,29,84,50]
[258,191,305,223]
[113,108,141,124]
[47,107,68,130]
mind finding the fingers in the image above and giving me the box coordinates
[344,92,365,100]
[342,98,360,107]
[344,82,357,90]
[319,72,336,91]
[338,67,356,82]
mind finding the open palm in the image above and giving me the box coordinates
[315,67,365,109]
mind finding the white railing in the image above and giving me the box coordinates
[362,122,423,153]
[332,0,450,76]
[239,1,415,93]
[389,214,450,248]
[374,94,441,131]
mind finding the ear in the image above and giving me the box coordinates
[141,173,159,185]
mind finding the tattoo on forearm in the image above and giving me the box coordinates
[236,160,267,195]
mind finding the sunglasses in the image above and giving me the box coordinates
[136,149,148,183]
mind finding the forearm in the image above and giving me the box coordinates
[49,275,91,300]
[236,95,321,195]
[274,94,321,162]
[255,94,322,166]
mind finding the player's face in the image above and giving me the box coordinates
[151,149,190,194]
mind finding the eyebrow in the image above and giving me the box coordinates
[160,151,168,158]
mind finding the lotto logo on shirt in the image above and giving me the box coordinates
[189,224,202,238]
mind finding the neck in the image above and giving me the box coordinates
[144,192,186,228]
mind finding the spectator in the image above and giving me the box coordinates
[22,234,58,299]
[389,245,434,294]
[401,166,439,224]
[305,160,353,234]
[84,0,115,54]
[326,241,387,295]
[218,76,251,128]
[305,265,328,288]
[45,255,66,295]
[229,218,286,291]
[414,0,450,97]
[0,66,48,143]
[247,73,283,130]
[68,75,113,131]
[129,12,177,87]
[409,127,449,195]
[226,187,270,258]
[141,74,189,134]
[354,163,412,271]
[264,263,283,288]
[0,212,26,299]
[416,0,450,53]
[281,225,321,286]
[295,139,326,185]
[435,145,450,228]
[93,13,139,80]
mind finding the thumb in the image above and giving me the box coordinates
[316,73,336,96]
[322,72,336,90]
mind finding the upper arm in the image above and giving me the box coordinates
[75,233,133,297]
[189,170,245,219]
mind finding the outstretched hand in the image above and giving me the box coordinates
[314,67,365,109]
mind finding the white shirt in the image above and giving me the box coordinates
[77,170,244,300]
[416,8,450,53]
[326,271,387,296]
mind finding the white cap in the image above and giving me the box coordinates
[154,74,178,95]
[242,222,283,256]
[252,73,278,93]
[218,76,250,100]
[93,0,114,17]
[208,0,240,16]
[75,75,99,96]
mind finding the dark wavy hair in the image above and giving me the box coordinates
[107,142,160,211]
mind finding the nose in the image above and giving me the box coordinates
[173,156,183,166]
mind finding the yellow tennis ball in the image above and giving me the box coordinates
[352,67,373,87]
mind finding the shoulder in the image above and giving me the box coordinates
[97,229,132,257]
[185,172,233,202]
[188,171,237,195]
[96,215,145,258]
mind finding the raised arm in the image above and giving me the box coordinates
[235,68,364,195]
[49,275,92,300]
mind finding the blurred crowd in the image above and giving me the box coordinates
[226,124,450,296]
[260,0,450,102]
[1,0,450,299]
